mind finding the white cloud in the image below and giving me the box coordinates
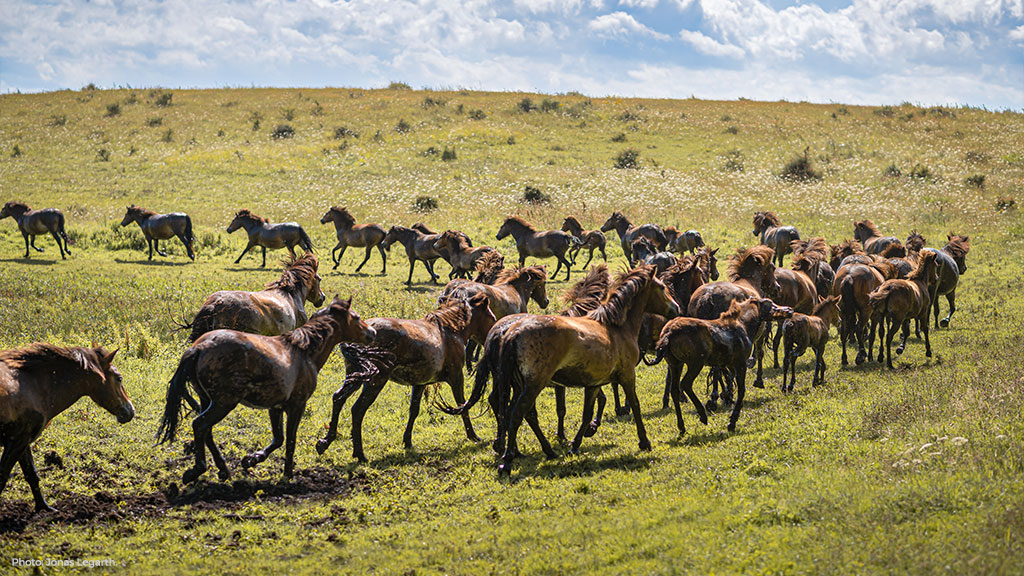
[588,11,670,39]
[679,29,745,57]
[618,0,659,8]
[1011,24,1024,42]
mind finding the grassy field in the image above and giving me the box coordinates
[1,86,1022,574]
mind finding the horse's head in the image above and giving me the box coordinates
[86,347,134,424]
[120,205,141,227]
[307,271,326,307]
[466,292,497,344]
[495,218,513,240]
[381,226,400,251]
[322,296,376,344]
[560,217,578,234]
[600,212,623,233]
[906,230,927,252]
[0,201,28,220]
[815,295,842,327]
[641,265,680,319]
[631,237,655,263]
[700,247,720,281]
[752,212,766,235]
[226,210,255,233]
[527,266,549,309]
[755,298,793,322]
[853,220,875,243]
[946,233,970,274]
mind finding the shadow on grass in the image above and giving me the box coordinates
[114,258,192,266]
[0,257,59,265]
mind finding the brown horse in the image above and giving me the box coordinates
[158,297,375,483]
[496,216,575,281]
[184,254,325,342]
[768,238,825,368]
[905,230,927,253]
[227,209,313,268]
[1,344,133,512]
[880,243,915,278]
[792,238,834,297]
[664,226,705,254]
[447,265,679,476]
[780,295,841,391]
[120,204,196,261]
[631,237,678,274]
[561,216,607,268]
[439,266,549,319]
[832,261,886,366]
[314,294,495,462]
[869,251,940,368]
[0,201,72,260]
[434,231,499,279]
[600,211,668,266]
[695,247,721,282]
[648,298,792,435]
[320,206,387,273]
[752,211,800,267]
[853,219,902,256]
[928,234,970,328]
[382,225,443,284]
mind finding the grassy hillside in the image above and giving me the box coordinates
[0,87,1022,575]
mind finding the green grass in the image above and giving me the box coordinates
[1,88,1023,574]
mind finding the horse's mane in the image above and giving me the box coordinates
[881,243,907,258]
[944,234,970,259]
[660,255,696,285]
[502,216,535,232]
[908,250,938,281]
[791,237,827,272]
[588,266,655,326]
[870,260,896,279]
[495,264,546,286]
[329,206,355,225]
[717,299,751,322]
[855,219,880,235]
[0,343,104,375]
[906,230,927,252]
[283,299,347,352]
[473,251,506,284]
[631,236,656,256]
[3,201,29,212]
[425,296,474,333]
[265,254,319,291]
[753,211,781,228]
[560,264,611,317]
[441,230,471,251]
[127,204,157,218]
[812,295,840,316]
[727,245,775,282]
[562,216,583,231]
[235,209,267,223]
[663,225,679,237]
[831,239,864,258]
[411,222,436,234]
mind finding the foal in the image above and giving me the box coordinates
[120,204,196,260]
[434,231,499,279]
[663,226,705,254]
[780,295,841,392]
[561,216,607,268]
[853,219,902,256]
[600,211,668,266]
[0,201,72,260]
[320,206,388,273]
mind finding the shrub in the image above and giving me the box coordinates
[153,91,173,107]
[271,124,295,139]
[422,96,446,108]
[11,145,22,158]
[96,148,110,162]
[334,126,359,139]
[563,100,592,118]
[160,129,173,142]
[965,151,989,164]
[995,196,1016,212]
[105,103,121,117]
[395,119,411,134]
[873,106,895,118]
[441,146,457,161]
[468,109,487,120]
[611,133,627,143]
[124,93,138,105]
[506,135,516,145]
[517,98,536,113]
[412,196,439,213]
[722,150,744,172]
[50,114,67,127]
[964,174,985,188]
[422,146,439,157]
[721,114,733,122]
[281,108,295,121]
[909,164,933,181]
[781,150,821,181]
[522,185,551,205]
[614,148,641,169]
[617,110,643,122]
[724,125,739,134]
[388,81,412,91]
[835,106,850,116]
[146,116,163,127]
[83,83,98,92]
[540,99,560,112]
[883,163,902,178]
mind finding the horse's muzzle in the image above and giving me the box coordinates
[117,402,135,424]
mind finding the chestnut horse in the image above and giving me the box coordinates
[227,209,313,268]
[496,216,575,281]
[561,216,607,268]
[792,238,834,297]
[434,231,499,279]
[832,261,886,366]
[184,254,325,342]
[853,219,901,256]
[869,251,940,368]
[320,206,387,273]
[600,211,668,266]
[120,204,195,261]
[158,297,375,483]
[0,201,72,260]
[314,294,495,462]
[1,344,133,512]
[752,211,800,267]
[664,226,705,254]
[382,225,443,284]
[780,295,841,391]
[769,238,825,368]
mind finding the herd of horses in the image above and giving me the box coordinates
[1,206,971,512]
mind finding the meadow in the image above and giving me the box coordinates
[0,85,1022,574]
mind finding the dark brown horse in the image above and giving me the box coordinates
[648,298,792,435]
[664,226,705,254]
[439,266,549,319]
[600,211,668,266]
[120,204,196,261]
[434,231,499,279]
[314,294,496,462]
[184,254,325,342]
[227,209,313,267]
[869,251,939,368]
[780,295,841,391]
[446,265,679,476]
[382,225,443,284]
[158,297,375,483]
[631,237,678,274]
[695,247,721,282]
[769,238,825,368]
[832,261,887,366]
[1,344,133,512]
[928,234,970,328]
[0,201,72,260]
[792,238,834,297]
[496,216,574,281]
[320,206,387,273]
[853,219,902,256]
[752,211,800,267]
[561,216,607,268]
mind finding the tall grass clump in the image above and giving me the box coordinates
[522,185,551,205]
[272,124,295,139]
[614,148,641,169]
[517,98,536,113]
[104,103,121,117]
[412,196,439,213]
[441,146,457,161]
[780,149,821,181]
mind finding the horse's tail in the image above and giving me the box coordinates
[570,235,584,249]
[439,334,500,416]
[57,212,73,247]
[185,306,219,343]
[298,227,314,253]
[868,285,892,318]
[183,215,196,259]
[641,346,665,366]
[156,348,200,444]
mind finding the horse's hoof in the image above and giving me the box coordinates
[182,468,203,484]
[241,454,259,469]
[218,469,231,482]
[467,432,482,443]
[557,434,569,444]
[315,438,331,455]
[939,319,950,328]
[354,453,368,464]
[896,347,905,356]
[752,378,765,389]
[727,422,737,433]
[34,504,57,515]
[497,464,512,477]
[615,406,631,417]
[705,400,717,412]
[492,440,503,454]
[638,440,652,452]
[746,357,756,368]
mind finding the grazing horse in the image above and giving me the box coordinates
[0,201,72,260]
[320,206,387,273]
[157,297,375,483]
[561,216,607,268]
[769,238,825,367]
[853,219,901,256]
[314,294,495,462]
[600,211,668,266]
[496,216,574,281]
[780,295,841,391]
[927,234,970,328]
[664,226,705,254]
[120,204,195,261]
[446,266,680,476]
[688,245,780,407]
[648,298,792,435]
[631,237,677,274]
[382,225,443,284]
[752,211,800,267]
[227,209,313,268]
[1,344,133,512]
[434,231,499,279]
[869,251,940,368]
[184,254,325,342]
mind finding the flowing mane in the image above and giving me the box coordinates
[907,250,938,281]
[265,254,319,291]
[753,211,782,229]
[880,243,907,258]
[473,251,506,284]
[944,234,970,259]
[906,230,927,252]
[441,230,472,251]
[717,299,750,322]
[587,266,655,326]
[235,209,267,223]
[791,237,827,271]
[2,201,30,212]
[660,255,696,285]
[855,219,880,235]
[502,216,536,232]
[425,295,476,333]
[283,300,346,352]
[562,216,583,232]
[495,264,546,286]
[127,205,157,218]
[560,264,611,317]
[727,245,775,282]
[0,342,104,375]
[329,206,355,225]
[411,222,436,234]
[831,238,864,259]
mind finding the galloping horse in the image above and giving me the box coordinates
[600,211,667,266]
[434,231,499,279]
[120,204,195,261]
[561,216,607,268]
[832,260,887,366]
[853,219,901,256]
[664,226,705,254]
[227,209,313,268]
[869,251,940,368]
[0,201,72,260]
[769,237,825,367]
[184,254,325,342]
[631,237,677,274]
[780,295,841,391]
[314,294,495,462]
[925,234,970,328]
[2,344,133,512]
[752,211,799,267]
[496,216,575,281]
[321,207,387,273]
[158,297,375,483]
[382,225,443,284]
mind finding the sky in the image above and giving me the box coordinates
[1,0,1022,109]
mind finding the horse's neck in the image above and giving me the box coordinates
[735,277,762,297]
[241,219,264,235]
[503,278,532,308]
[616,219,632,238]
[40,377,90,421]
[507,223,529,241]
[270,283,309,317]
[735,306,764,338]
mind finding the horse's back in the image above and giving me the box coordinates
[688,282,748,320]
[927,248,960,295]
[366,318,445,381]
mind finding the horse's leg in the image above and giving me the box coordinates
[620,374,652,451]
[922,313,932,358]
[752,333,766,389]
[586,388,607,437]
[234,243,254,264]
[855,314,868,365]
[488,384,506,455]
[403,385,427,449]
[706,368,720,412]
[600,245,607,261]
[814,345,825,386]
[525,406,556,459]
[612,382,630,416]
[315,377,366,454]
[242,408,284,469]
[355,245,373,273]
[29,235,44,253]
[177,234,195,260]
[22,232,30,258]
[449,372,480,442]
[377,244,387,274]
[728,364,748,432]
[406,259,415,284]
[781,342,790,392]
[557,253,572,281]
[940,290,956,328]
[332,242,344,269]
[498,381,544,476]
[840,318,850,366]
[18,446,54,512]
[426,260,439,283]
[789,346,798,392]
[183,401,236,484]
[146,238,154,260]
[884,319,898,369]
[554,386,567,444]
[155,238,167,257]
[583,247,595,268]
[0,436,30,500]
[260,246,267,268]
[895,319,910,356]
[666,361,685,435]
[204,431,231,481]
[679,363,708,427]
[350,380,387,463]
[49,230,66,259]
[772,321,783,369]
[570,387,599,454]
[282,402,306,477]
